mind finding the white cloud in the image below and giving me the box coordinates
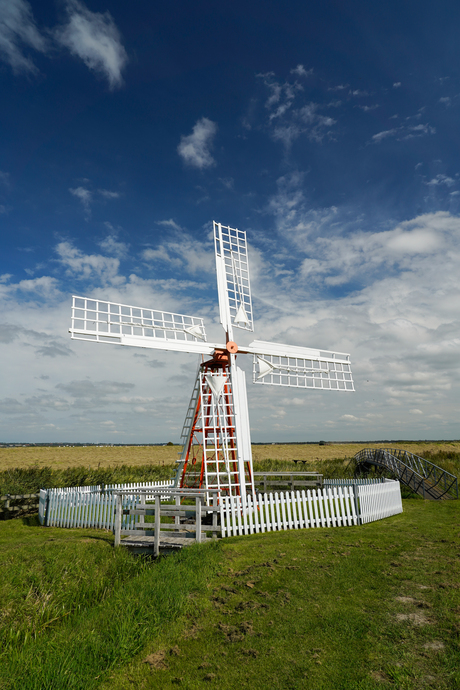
[177,117,218,169]
[0,0,47,74]
[219,177,234,190]
[0,275,61,302]
[55,240,124,286]
[258,72,336,147]
[371,122,435,143]
[439,96,451,106]
[69,186,92,215]
[372,128,399,142]
[55,0,128,89]
[393,82,401,88]
[98,234,129,258]
[141,230,215,275]
[358,104,379,112]
[98,189,120,199]
[290,64,313,78]
[155,219,183,231]
[425,174,455,187]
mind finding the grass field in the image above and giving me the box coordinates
[0,500,459,690]
[2,441,460,471]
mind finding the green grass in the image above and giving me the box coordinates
[1,498,459,690]
[0,518,221,690]
[102,500,460,690]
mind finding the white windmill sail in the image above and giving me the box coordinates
[230,359,254,491]
[213,221,254,335]
[244,340,354,391]
[69,295,218,356]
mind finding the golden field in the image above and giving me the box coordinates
[1,440,459,471]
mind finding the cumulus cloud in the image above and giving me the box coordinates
[425,174,455,187]
[155,218,183,231]
[141,230,215,275]
[177,117,218,169]
[253,178,460,437]
[98,233,129,258]
[55,240,124,286]
[0,275,61,301]
[0,0,48,74]
[55,0,128,89]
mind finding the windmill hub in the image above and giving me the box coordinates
[69,221,354,501]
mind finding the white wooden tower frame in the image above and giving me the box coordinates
[69,222,354,501]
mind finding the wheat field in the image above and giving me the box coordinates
[1,440,459,471]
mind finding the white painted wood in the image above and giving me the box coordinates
[154,496,161,557]
[247,494,254,535]
[40,480,402,536]
[280,492,287,530]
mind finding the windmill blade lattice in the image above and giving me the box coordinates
[70,295,214,355]
[214,221,254,334]
[248,340,354,391]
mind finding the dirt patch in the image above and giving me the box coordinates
[423,640,444,651]
[438,581,460,589]
[395,596,432,609]
[395,596,419,604]
[395,612,431,626]
[370,670,390,682]
[240,648,259,658]
[183,623,200,639]
[144,651,168,670]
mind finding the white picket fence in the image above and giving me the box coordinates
[39,480,174,528]
[39,478,402,534]
[220,480,402,537]
[357,479,403,524]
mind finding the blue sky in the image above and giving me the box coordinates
[1,0,460,443]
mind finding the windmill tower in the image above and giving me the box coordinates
[69,222,354,502]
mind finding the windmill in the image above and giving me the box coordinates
[69,222,354,502]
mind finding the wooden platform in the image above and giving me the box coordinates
[119,534,212,555]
